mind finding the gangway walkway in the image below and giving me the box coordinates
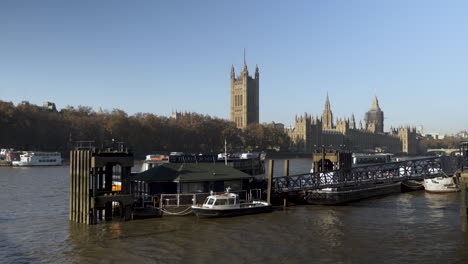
[272,156,460,194]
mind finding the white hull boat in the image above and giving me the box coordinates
[191,188,272,217]
[423,177,459,193]
[12,151,62,166]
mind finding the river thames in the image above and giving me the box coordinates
[1,159,468,263]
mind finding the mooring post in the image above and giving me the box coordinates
[69,150,75,221]
[92,167,97,224]
[284,159,289,177]
[461,171,468,220]
[267,160,274,204]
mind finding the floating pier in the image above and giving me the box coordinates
[69,143,134,224]
[267,151,459,205]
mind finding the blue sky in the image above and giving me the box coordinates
[1,0,467,134]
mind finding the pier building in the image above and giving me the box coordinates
[288,95,419,154]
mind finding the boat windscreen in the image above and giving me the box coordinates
[214,199,227,205]
[206,198,215,205]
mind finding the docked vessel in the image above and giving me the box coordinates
[423,177,459,193]
[12,151,62,166]
[191,189,272,217]
[401,180,424,192]
[141,154,169,171]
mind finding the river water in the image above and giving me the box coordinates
[1,159,468,263]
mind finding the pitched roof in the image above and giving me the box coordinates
[130,163,253,183]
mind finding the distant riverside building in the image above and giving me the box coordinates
[273,122,285,130]
[424,133,445,140]
[171,110,193,120]
[287,95,419,154]
[457,131,468,138]
[230,61,259,129]
[43,101,57,112]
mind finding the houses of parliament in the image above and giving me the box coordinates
[229,62,419,154]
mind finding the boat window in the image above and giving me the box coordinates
[207,198,215,205]
[214,199,227,205]
[227,198,235,205]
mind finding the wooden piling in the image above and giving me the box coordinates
[70,148,134,224]
[267,160,274,204]
[80,151,86,223]
[69,150,74,221]
[92,167,97,224]
[84,151,90,224]
[461,171,468,219]
[284,160,289,177]
[73,151,80,222]
[69,150,92,224]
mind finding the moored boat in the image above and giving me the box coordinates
[423,177,459,193]
[141,154,170,171]
[191,188,272,217]
[12,151,62,166]
[401,180,424,192]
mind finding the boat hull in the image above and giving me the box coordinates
[424,189,459,194]
[423,177,459,193]
[192,204,272,217]
[401,180,424,192]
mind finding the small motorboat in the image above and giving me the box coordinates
[423,176,459,193]
[401,180,424,192]
[191,188,272,217]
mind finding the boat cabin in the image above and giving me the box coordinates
[202,192,239,208]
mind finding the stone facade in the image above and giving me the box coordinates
[288,96,419,154]
[230,63,259,129]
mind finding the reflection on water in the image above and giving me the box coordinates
[1,161,468,263]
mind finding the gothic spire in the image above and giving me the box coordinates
[230,64,235,79]
[325,93,331,110]
[242,48,248,73]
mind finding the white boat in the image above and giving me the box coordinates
[191,188,272,217]
[423,177,459,193]
[141,154,169,171]
[12,151,62,166]
[145,154,169,161]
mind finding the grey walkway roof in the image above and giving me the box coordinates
[130,163,253,183]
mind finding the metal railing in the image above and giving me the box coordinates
[159,189,263,207]
[131,189,264,209]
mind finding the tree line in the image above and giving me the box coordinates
[419,136,466,149]
[0,100,290,158]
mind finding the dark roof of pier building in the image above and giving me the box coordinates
[130,163,253,183]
